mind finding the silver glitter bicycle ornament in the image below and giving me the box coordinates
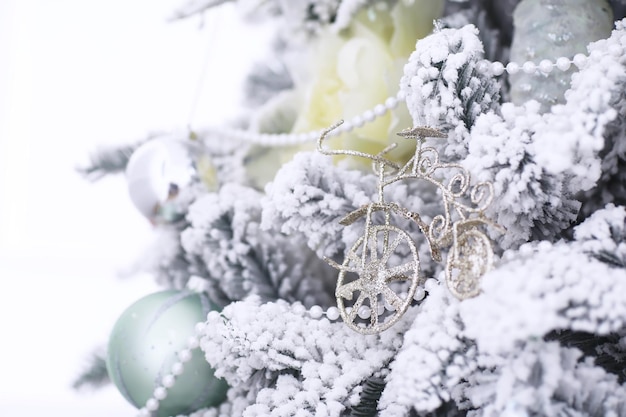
[317,121,503,334]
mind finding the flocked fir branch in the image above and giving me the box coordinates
[72,348,110,390]
[348,376,386,417]
[379,206,626,417]
[463,102,583,248]
[261,151,444,278]
[200,296,416,417]
[460,228,626,356]
[455,205,626,405]
[546,330,626,384]
[400,19,626,248]
[577,70,626,219]
[400,24,501,160]
[463,20,626,247]
[182,183,336,307]
[379,284,474,417]
[261,152,376,259]
[465,340,626,417]
[77,141,144,181]
[575,203,626,267]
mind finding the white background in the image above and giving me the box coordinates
[0,0,271,415]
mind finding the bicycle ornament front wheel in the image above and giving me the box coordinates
[335,225,420,334]
[446,228,493,300]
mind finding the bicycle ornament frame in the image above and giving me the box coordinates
[317,121,503,334]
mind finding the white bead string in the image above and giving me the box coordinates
[136,302,345,417]
[136,320,206,417]
[203,89,406,147]
[138,280,441,417]
[201,44,623,148]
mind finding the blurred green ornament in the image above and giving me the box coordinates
[106,290,228,417]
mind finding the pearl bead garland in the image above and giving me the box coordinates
[135,302,350,417]
[137,280,439,417]
[200,44,622,148]
[204,90,406,148]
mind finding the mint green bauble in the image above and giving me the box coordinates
[106,290,228,417]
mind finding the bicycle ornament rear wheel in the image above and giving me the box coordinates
[446,228,493,299]
[335,225,420,334]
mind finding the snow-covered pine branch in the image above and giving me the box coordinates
[380,285,474,417]
[262,152,377,259]
[575,203,626,267]
[460,205,626,358]
[261,151,444,277]
[578,62,626,219]
[466,340,626,417]
[464,103,582,248]
[200,296,415,416]
[182,183,335,307]
[462,20,626,247]
[78,141,142,181]
[380,206,626,416]
[400,24,501,160]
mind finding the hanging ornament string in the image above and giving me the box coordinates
[200,43,623,147]
[187,6,223,132]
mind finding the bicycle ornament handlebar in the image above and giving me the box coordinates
[317,120,402,172]
[318,122,504,334]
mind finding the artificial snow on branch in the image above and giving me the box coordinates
[575,203,626,266]
[577,61,626,219]
[380,285,475,417]
[464,103,582,248]
[463,20,626,247]
[460,205,626,356]
[465,340,626,417]
[77,141,144,181]
[262,152,376,259]
[201,296,415,417]
[400,24,501,160]
[183,183,335,307]
[381,208,626,416]
[72,348,110,390]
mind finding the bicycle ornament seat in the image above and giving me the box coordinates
[318,121,503,334]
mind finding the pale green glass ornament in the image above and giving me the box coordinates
[106,290,227,417]
[509,0,613,113]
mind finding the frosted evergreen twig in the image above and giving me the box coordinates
[201,296,416,417]
[183,183,335,307]
[77,142,143,181]
[72,349,110,390]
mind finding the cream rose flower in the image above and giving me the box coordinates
[290,0,444,168]
[246,1,444,186]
